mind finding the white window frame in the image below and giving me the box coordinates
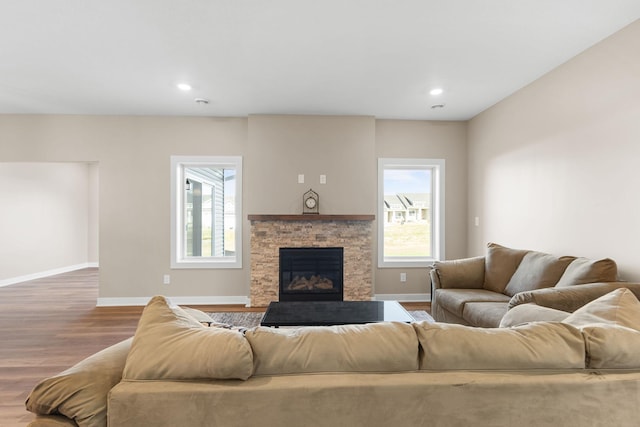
[171,155,243,269]
[377,158,445,268]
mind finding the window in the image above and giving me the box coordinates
[171,156,242,268]
[378,158,445,267]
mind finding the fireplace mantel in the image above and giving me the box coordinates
[248,214,374,221]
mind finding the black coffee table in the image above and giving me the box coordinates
[260,300,414,327]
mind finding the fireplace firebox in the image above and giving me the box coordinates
[279,247,344,302]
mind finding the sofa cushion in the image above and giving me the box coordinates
[245,322,418,375]
[25,338,132,427]
[483,243,529,294]
[554,257,618,287]
[123,295,253,381]
[562,288,640,330]
[436,288,511,318]
[503,251,575,297]
[500,303,570,328]
[413,321,585,370]
[462,302,509,328]
[581,324,640,369]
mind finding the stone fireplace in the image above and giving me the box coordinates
[248,214,374,307]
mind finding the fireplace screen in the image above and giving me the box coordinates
[279,247,344,301]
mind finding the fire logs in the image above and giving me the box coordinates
[287,275,334,291]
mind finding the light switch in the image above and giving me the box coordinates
[474,216,480,227]
[298,174,304,184]
[320,174,326,184]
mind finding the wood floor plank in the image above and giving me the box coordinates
[0,268,430,427]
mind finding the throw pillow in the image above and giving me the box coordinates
[503,251,575,297]
[25,338,132,427]
[581,324,640,369]
[562,288,640,330]
[554,257,618,287]
[483,243,529,294]
[122,295,253,381]
[413,321,584,370]
[245,322,419,375]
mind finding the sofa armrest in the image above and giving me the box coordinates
[26,337,132,427]
[508,282,640,313]
[431,256,485,290]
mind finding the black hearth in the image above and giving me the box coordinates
[279,247,344,301]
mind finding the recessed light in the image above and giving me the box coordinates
[177,83,192,91]
[429,88,444,96]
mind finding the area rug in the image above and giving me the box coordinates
[208,310,433,328]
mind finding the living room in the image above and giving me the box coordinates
[2,3,640,425]
[2,17,639,304]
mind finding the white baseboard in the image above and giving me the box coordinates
[0,263,98,288]
[96,295,251,307]
[374,293,431,302]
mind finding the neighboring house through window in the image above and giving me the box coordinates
[378,158,444,267]
[171,156,242,268]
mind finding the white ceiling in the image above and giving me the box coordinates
[1,1,639,120]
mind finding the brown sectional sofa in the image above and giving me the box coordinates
[26,291,640,427]
[430,242,619,327]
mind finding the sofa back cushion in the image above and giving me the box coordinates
[245,322,418,375]
[503,252,575,297]
[554,257,618,287]
[413,321,585,370]
[562,288,640,330]
[581,324,640,369]
[561,288,640,369]
[483,243,529,294]
[123,296,254,381]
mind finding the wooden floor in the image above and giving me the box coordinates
[0,268,430,426]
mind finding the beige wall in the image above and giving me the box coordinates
[248,116,468,298]
[247,115,376,215]
[375,120,468,295]
[88,163,99,263]
[0,162,93,283]
[468,20,640,280]
[0,116,249,301]
[0,114,467,301]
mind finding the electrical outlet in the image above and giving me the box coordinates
[163,274,170,285]
[400,272,407,282]
[320,174,326,184]
[298,174,305,184]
